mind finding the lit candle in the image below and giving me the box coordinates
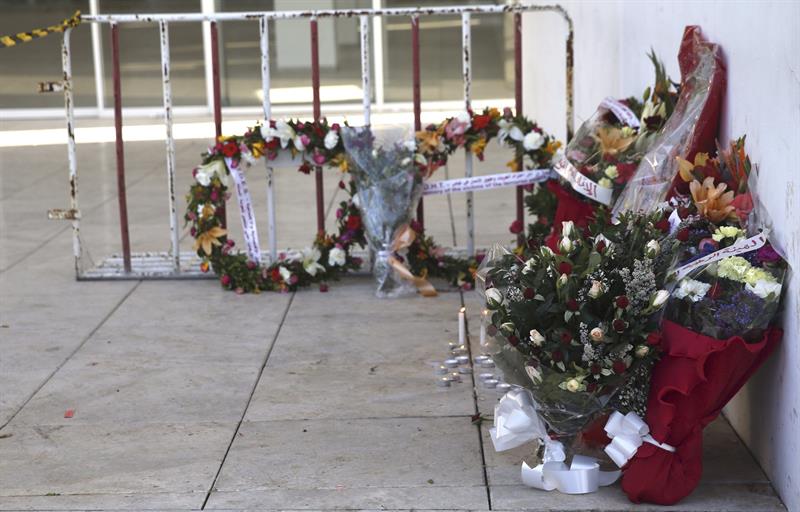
[458,307,466,345]
[437,377,451,387]
[480,358,495,368]
[496,382,512,393]
[480,309,488,345]
[448,372,462,382]
[434,364,448,375]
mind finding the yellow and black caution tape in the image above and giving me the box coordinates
[1,10,81,48]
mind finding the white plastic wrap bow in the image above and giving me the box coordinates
[604,411,676,468]
[490,388,620,494]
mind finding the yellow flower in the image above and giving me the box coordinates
[470,137,487,157]
[250,141,266,159]
[689,177,737,222]
[338,157,349,173]
[506,159,519,172]
[545,140,562,154]
[200,203,215,220]
[594,127,635,156]
[194,226,227,256]
[416,130,442,155]
[676,152,709,182]
[488,107,501,119]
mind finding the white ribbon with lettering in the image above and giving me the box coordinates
[490,388,620,494]
[604,411,676,468]
[600,97,641,129]
[224,157,261,264]
[673,232,768,281]
[553,158,614,206]
[422,169,553,196]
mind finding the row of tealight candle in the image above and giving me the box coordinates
[433,306,511,394]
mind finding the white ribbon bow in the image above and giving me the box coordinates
[490,388,620,494]
[604,411,676,468]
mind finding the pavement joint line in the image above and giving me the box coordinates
[0,161,69,202]
[200,291,296,511]
[0,159,167,276]
[0,280,142,432]
[459,289,493,511]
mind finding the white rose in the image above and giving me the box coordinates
[522,258,536,275]
[485,288,504,307]
[328,247,346,267]
[559,237,573,254]
[598,177,613,189]
[645,240,660,258]
[523,131,545,151]
[557,274,568,288]
[529,329,545,346]
[746,279,782,300]
[195,166,212,187]
[540,246,554,258]
[565,378,581,393]
[562,221,575,237]
[588,280,604,299]
[635,345,650,358]
[590,327,604,342]
[650,289,670,308]
[455,110,472,127]
[323,129,339,150]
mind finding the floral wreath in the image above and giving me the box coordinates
[185,108,560,293]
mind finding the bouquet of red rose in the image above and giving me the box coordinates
[618,139,787,505]
[479,211,677,482]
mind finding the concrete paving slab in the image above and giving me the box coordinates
[211,417,487,509]
[0,422,231,499]
[11,358,259,426]
[245,362,475,421]
[0,492,202,511]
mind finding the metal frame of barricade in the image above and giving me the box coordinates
[51,4,573,279]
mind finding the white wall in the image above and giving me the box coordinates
[523,1,800,510]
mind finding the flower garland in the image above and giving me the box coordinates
[186,109,560,293]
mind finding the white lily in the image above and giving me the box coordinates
[497,119,524,143]
[270,119,295,149]
[302,247,325,276]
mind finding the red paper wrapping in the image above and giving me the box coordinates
[621,320,782,505]
[613,26,727,215]
[545,181,598,250]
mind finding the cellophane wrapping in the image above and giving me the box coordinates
[341,126,423,297]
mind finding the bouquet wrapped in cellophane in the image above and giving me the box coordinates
[341,126,427,298]
[620,137,788,505]
[477,210,678,480]
[541,52,678,248]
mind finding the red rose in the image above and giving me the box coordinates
[558,262,573,275]
[220,274,231,286]
[615,162,637,183]
[222,141,239,158]
[270,268,281,282]
[612,318,626,332]
[646,332,662,346]
[654,217,670,233]
[508,335,519,346]
[338,180,346,189]
[590,364,601,375]
[346,215,362,231]
[298,162,312,175]
[615,295,629,309]
[319,283,329,293]
[586,382,598,393]
[523,288,535,300]
[595,240,606,253]
[676,227,690,242]
[509,220,524,234]
[612,360,627,374]
[560,331,572,345]
[551,350,563,362]
[567,299,578,311]
[472,114,491,131]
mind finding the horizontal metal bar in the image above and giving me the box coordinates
[81,4,572,24]
[38,81,64,93]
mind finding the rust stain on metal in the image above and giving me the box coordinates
[48,208,81,220]
[38,81,64,93]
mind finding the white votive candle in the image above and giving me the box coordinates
[458,307,466,345]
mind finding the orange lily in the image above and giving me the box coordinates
[689,177,737,223]
[594,127,635,156]
[194,226,227,256]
